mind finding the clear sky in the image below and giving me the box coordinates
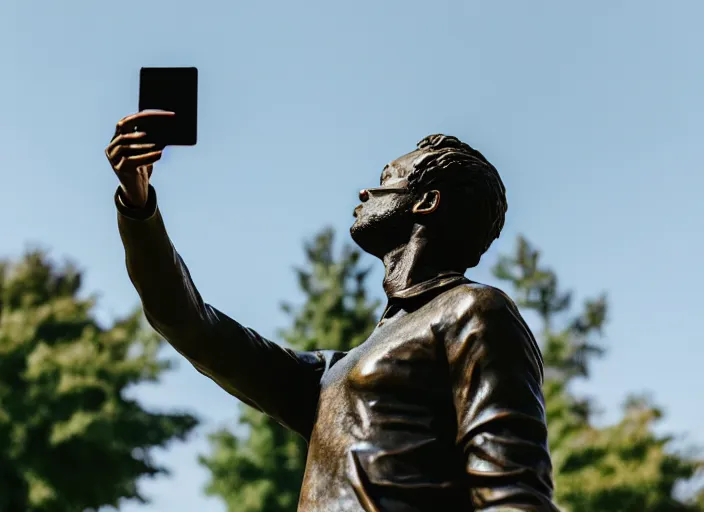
[2,1,703,511]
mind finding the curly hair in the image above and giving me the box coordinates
[407,134,507,268]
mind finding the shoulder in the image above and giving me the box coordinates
[440,281,518,320]
[439,282,544,377]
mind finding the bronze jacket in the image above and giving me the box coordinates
[116,186,559,512]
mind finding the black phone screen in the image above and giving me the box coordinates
[138,67,198,146]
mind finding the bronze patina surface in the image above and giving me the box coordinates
[106,114,559,511]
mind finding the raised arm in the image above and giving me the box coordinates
[105,113,330,439]
[446,287,559,511]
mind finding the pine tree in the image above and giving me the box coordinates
[493,236,704,512]
[199,228,380,512]
[0,249,198,512]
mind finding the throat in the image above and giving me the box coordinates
[381,225,462,298]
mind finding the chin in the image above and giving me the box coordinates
[350,220,381,258]
[350,219,398,259]
[349,221,368,246]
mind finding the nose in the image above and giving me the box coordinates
[359,189,370,202]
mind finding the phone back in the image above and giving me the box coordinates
[139,67,198,146]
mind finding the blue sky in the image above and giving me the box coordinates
[2,1,703,510]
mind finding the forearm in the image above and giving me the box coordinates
[116,185,210,353]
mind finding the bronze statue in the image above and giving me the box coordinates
[106,111,559,511]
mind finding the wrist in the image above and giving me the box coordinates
[115,185,158,221]
[118,187,147,209]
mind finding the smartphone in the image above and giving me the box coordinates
[138,67,198,146]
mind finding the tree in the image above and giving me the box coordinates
[199,228,380,512]
[0,249,198,512]
[493,236,704,512]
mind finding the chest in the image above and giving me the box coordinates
[321,308,449,396]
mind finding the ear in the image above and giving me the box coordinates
[412,190,440,215]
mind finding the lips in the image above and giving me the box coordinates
[353,205,363,218]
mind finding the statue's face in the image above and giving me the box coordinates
[350,151,420,258]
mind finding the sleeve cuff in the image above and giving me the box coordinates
[115,185,158,221]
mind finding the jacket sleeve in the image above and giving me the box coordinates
[115,185,328,439]
[446,287,559,511]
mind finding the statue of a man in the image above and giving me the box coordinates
[106,111,559,511]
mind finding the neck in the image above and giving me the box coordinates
[381,224,462,298]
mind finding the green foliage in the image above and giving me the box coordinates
[0,249,198,512]
[493,236,704,512]
[200,228,380,512]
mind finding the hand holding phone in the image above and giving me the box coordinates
[104,67,199,208]
[105,111,177,208]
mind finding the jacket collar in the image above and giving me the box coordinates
[379,272,469,323]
